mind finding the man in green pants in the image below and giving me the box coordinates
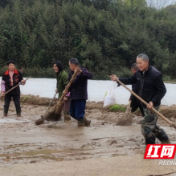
[110,53,170,145]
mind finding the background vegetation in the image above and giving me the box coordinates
[0,0,176,79]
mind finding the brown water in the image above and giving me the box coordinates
[0,100,176,175]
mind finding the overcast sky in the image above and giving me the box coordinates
[146,0,176,9]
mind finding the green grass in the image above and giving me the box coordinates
[109,104,127,112]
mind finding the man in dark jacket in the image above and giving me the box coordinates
[110,53,170,145]
[65,58,93,127]
[129,63,144,116]
[1,60,26,117]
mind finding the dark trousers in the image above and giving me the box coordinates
[4,94,21,114]
[70,100,86,120]
[131,101,144,117]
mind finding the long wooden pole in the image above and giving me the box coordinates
[35,68,81,125]
[43,92,57,116]
[59,67,81,101]
[116,79,176,129]
[0,77,30,97]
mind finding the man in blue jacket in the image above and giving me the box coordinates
[110,53,170,145]
[65,58,93,127]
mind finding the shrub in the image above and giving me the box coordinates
[109,104,127,112]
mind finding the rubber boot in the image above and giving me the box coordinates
[84,117,91,126]
[17,113,21,117]
[145,137,156,145]
[161,140,171,144]
[156,130,171,144]
[16,107,21,117]
[3,105,8,117]
[78,119,85,127]
[64,111,71,121]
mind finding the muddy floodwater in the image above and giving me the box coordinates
[0,99,176,176]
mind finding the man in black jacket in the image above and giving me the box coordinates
[65,58,93,127]
[110,53,170,145]
[129,63,144,116]
[1,60,26,117]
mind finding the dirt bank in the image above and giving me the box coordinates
[0,96,176,175]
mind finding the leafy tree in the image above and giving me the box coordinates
[0,0,176,79]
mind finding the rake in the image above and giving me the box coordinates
[35,68,81,125]
[116,79,176,129]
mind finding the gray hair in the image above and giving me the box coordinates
[69,58,79,65]
[136,53,149,61]
[131,63,138,70]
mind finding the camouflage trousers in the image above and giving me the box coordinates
[141,106,169,142]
